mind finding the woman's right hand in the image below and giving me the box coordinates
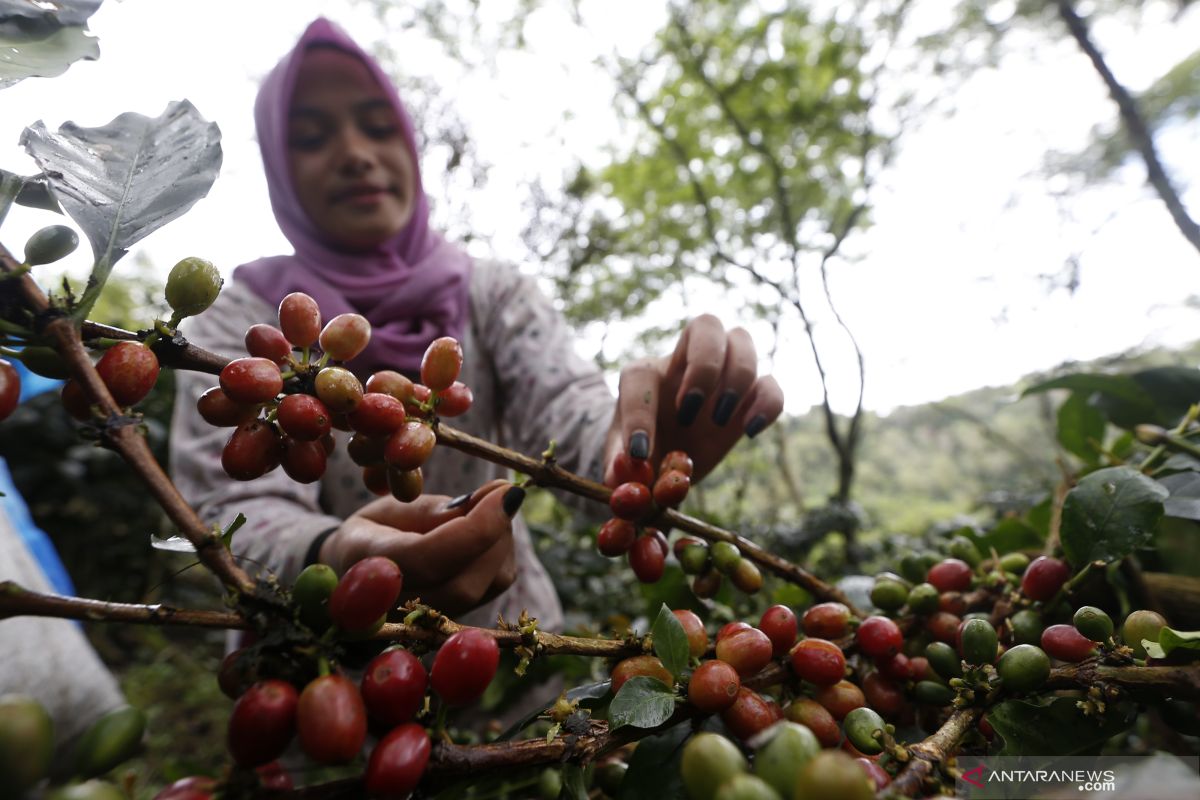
[318,479,523,617]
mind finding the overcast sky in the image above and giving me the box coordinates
[2,0,1198,415]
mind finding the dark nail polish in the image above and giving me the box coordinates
[502,486,526,517]
[677,390,705,427]
[629,430,650,460]
[712,390,739,427]
[744,414,768,439]
[441,493,471,512]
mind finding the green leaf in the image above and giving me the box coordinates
[221,513,247,549]
[1143,627,1200,660]
[618,721,691,800]
[651,603,690,678]
[970,518,1044,555]
[0,23,99,90]
[562,764,589,800]
[1023,373,1157,430]
[495,680,611,742]
[608,676,676,731]
[1158,472,1200,520]
[20,100,223,320]
[1057,391,1107,463]
[989,696,1137,756]
[1129,367,1200,428]
[1060,466,1167,566]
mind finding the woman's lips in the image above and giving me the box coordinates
[332,185,395,205]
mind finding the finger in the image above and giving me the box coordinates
[614,357,662,464]
[665,315,726,427]
[478,546,518,606]
[734,375,784,439]
[438,530,515,613]
[354,493,462,533]
[710,327,758,427]
[400,484,522,585]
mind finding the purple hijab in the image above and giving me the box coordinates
[235,17,471,377]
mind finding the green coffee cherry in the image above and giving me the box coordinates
[997,644,1050,694]
[914,680,956,706]
[680,732,747,800]
[713,774,780,800]
[753,721,819,796]
[47,781,127,800]
[925,641,963,681]
[899,552,930,584]
[23,224,79,266]
[72,704,146,778]
[870,578,909,612]
[164,256,223,318]
[0,694,53,796]
[293,562,339,632]
[843,707,886,755]
[793,750,874,800]
[538,767,563,800]
[1073,606,1114,643]
[1009,609,1044,646]
[594,760,628,795]
[999,552,1030,574]
[906,582,939,615]
[680,543,710,575]
[710,541,742,575]
[18,345,71,379]
[1122,610,1167,659]
[960,618,998,666]
[948,536,982,567]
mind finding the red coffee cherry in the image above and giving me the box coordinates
[365,723,430,800]
[628,534,667,583]
[349,392,407,438]
[430,628,500,706]
[227,679,297,768]
[220,356,282,405]
[857,616,904,659]
[610,655,673,694]
[861,671,905,717]
[802,602,852,639]
[387,466,424,503]
[281,438,327,484]
[784,697,841,748]
[319,313,371,362]
[652,469,691,508]
[610,481,652,521]
[659,450,694,477]
[1041,624,1098,663]
[0,359,20,421]
[365,370,415,404]
[436,381,473,417]
[420,336,464,393]
[385,420,437,471]
[278,292,322,347]
[672,609,709,658]
[361,648,428,728]
[612,451,654,486]
[759,605,798,657]
[277,393,332,441]
[877,652,913,682]
[221,420,283,481]
[717,621,754,642]
[925,612,963,644]
[720,687,775,742]
[328,556,403,633]
[597,518,637,557]
[715,627,773,677]
[197,386,258,427]
[789,638,846,686]
[1021,556,1071,602]
[245,323,292,364]
[926,558,973,593]
[96,341,160,406]
[814,679,866,721]
[297,674,367,764]
[687,660,740,713]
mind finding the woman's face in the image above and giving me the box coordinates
[287,47,416,251]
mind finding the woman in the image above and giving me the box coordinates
[169,17,783,634]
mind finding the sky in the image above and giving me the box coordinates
[1,0,1198,416]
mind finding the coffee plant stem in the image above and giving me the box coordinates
[0,580,246,629]
[886,708,981,797]
[0,244,258,597]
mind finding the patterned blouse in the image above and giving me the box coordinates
[168,259,616,633]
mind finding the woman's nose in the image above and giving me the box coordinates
[335,128,375,175]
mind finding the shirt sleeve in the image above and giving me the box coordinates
[168,282,343,586]
[470,261,615,511]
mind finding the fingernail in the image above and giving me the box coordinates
[677,390,704,427]
[441,493,471,512]
[629,430,650,460]
[502,486,526,517]
[712,390,739,427]
[744,414,768,439]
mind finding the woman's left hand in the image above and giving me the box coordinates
[603,314,784,487]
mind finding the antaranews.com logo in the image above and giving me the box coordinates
[954,755,1200,799]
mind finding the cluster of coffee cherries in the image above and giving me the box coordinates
[597,450,695,583]
[196,291,471,502]
[158,556,500,799]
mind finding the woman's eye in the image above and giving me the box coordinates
[288,134,327,151]
[362,123,399,140]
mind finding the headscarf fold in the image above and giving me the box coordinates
[235,17,471,377]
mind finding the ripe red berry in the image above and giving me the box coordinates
[436,381,473,417]
[96,341,160,406]
[431,628,500,706]
[385,421,436,471]
[349,392,407,438]
[628,534,667,583]
[1021,556,1071,602]
[278,292,322,347]
[347,433,387,467]
[672,609,709,658]
[0,359,19,421]
[365,370,415,404]
[717,621,754,642]
[926,558,973,593]
[597,518,637,557]
[197,386,258,427]
[687,660,740,713]
[612,451,654,486]
[222,420,283,481]
[365,723,430,800]
[652,469,691,507]
[296,674,367,765]
[220,356,282,405]
[861,671,905,717]
[720,687,775,741]
[328,556,403,633]
[759,605,798,657]
[813,679,866,721]
[609,481,652,521]
[227,680,297,767]
[611,654,673,694]
[281,438,328,483]
[789,638,846,686]
[276,393,332,441]
[660,450,694,477]
[319,313,371,362]
[1041,624,1098,662]
[361,648,428,727]
[925,612,963,644]
[421,336,463,392]
[857,616,904,659]
[715,627,774,677]
[387,466,424,502]
[244,323,292,364]
[362,464,390,496]
[784,698,841,747]
[802,602,852,639]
